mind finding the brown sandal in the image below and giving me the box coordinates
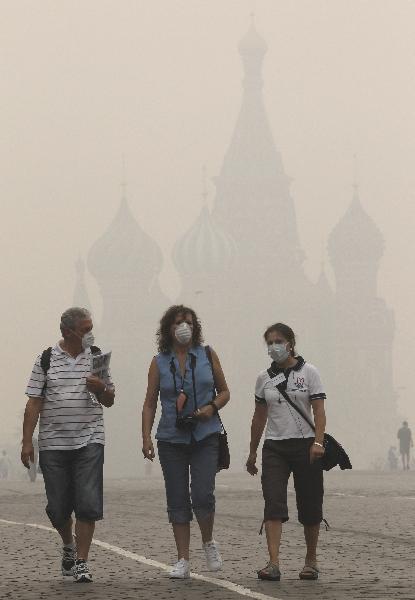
[257,562,281,581]
[299,565,319,580]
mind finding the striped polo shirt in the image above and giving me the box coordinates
[25,343,112,451]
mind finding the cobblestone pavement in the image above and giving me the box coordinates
[1,470,414,600]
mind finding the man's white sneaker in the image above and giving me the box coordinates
[169,558,190,579]
[203,540,223,571]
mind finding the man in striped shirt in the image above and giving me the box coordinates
[22,307,115,583]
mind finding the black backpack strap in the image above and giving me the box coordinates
[40,347,53,396]
[190,353,198,410]
[205,345,216,393]
[40,347,53,375]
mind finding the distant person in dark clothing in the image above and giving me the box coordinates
[387,446,398,471]
[397,422,413,470]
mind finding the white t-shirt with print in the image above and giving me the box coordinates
[254,358,326,441]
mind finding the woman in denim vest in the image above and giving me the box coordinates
[142,305,230,579]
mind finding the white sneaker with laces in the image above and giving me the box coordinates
[203,540,223,571]
[169,558,190,579]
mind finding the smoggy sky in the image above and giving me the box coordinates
[1,0,415,445]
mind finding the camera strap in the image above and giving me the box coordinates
[170,353,198,410]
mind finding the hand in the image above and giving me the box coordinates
[142,438,155,461]
[194,405,215,422]
[21,442,34,469]
[86,375,106,394]
[310,442,325,463]
[246,452,258,476]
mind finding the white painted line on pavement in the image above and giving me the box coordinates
[0,519,283,600]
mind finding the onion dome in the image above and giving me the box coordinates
[88,194,163,285]
[238,19,268,57]
[328,185,384,266]
[173,202,237,277]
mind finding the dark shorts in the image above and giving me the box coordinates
[400,445,410,456]
[157,434,219,524]
[39,443,104,529]
[261,438,324,526]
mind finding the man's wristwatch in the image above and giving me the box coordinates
[209,400,219,414]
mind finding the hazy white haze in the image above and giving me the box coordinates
[1,1,415,473]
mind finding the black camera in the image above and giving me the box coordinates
[175,390,197,431]
[175,414,197,431]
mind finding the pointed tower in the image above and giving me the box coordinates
[87,181,168,476]
[328,183,397,465]
[212,20,304,272]
[72,258,91,311]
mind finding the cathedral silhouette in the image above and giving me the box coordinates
[74,22,398,475]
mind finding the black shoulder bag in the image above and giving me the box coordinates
[205,346,230,472]
[272,376,352,471]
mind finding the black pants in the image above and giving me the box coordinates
[261,438,323,526]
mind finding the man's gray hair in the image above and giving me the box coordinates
[60,307,91,331]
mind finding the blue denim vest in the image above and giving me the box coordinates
[155,345,221,444]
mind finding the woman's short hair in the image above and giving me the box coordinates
[157,305,203,353]
[263,322,296,356]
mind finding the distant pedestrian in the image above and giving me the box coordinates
[142,305,230,579]
[21,307,115,583]
[0,450,12,480]
[387,446,398,471]
[246,323,327,581]
[397,421,413,470]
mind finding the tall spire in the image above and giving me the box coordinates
[201,164,208,207]
[212,20,303,268]
[238,15,268,91]
[352,153,360,204]
[120,154,128,207]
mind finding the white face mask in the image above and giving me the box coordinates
[268,342,290,364]
[174,322,192,345]
[81,331,95,350]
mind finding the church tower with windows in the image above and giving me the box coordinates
[87,185,168,475]
[328,184,397,464]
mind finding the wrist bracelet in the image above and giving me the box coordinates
[313,441,324,448]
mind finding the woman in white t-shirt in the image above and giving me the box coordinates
[246,323,327,581]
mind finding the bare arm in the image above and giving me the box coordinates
[141,358,160,461]
[21,397,42,468]
[310,398,326,463]
[210,348,230,410]
[311,399,326,445]
[246,403,268,475]
[195,349,230,421]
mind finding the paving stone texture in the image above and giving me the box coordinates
[1,469,414,600]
